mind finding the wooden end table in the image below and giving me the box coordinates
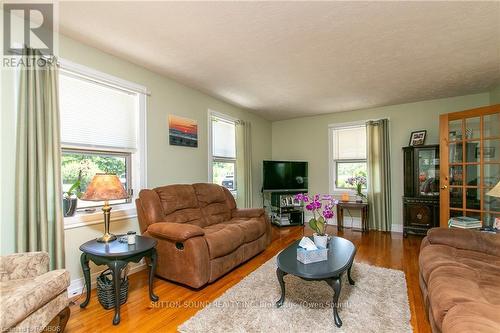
[79,235,159,325]
[336,201,369,232]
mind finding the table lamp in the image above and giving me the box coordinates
[81,173,128,242]
[486,181,500,229]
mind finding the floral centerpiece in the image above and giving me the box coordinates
[347,175,367,203]
[294,193,339,248]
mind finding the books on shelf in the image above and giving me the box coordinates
[448,216,482,229]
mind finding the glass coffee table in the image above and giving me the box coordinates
[276,236,356,327]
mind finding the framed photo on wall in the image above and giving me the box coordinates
[168,115,198,148]
[409,130,427,146]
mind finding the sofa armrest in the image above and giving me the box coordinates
[420,236,431,252]
[0,252,49,281]
[231,208,265,219]
[147,222,205,242]
[427,227,500,257]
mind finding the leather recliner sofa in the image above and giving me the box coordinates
[136,183,271,288]
[419,227,500,333]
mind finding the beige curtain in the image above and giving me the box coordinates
[366,119,392,231]
[236,120,253,208]
[15,48,65,269]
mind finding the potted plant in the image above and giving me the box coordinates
[347,175,367,203]
[62,170,83,217]
[294,193,339,248]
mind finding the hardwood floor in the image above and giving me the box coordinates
[66,226,431,333]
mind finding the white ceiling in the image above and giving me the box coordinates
[58,1,500,121]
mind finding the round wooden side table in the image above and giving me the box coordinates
[79,235,159,325]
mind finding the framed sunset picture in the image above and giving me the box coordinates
[168,115,198,147]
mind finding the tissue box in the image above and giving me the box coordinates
[297,247,328,264]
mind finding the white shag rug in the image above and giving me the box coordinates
[178,257,412,333]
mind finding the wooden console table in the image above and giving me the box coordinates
[336,202,369,232]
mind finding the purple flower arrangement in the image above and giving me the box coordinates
[294,194,339,236]
[346,175,367,198]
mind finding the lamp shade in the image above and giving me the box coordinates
[486,181,500,198]
[81,173,128,201]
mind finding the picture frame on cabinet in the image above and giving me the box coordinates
[409,130,427,146]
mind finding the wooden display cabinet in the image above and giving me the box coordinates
[402,145,440,236]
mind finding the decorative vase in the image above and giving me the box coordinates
[313,233,328,249]
[356,194,363,203]
[63,196,78,217]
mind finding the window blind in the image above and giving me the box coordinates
[334,126,367,159]
[212,118,236,158]
[59,72,138,150]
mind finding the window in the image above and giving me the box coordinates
[59,62,146,212]
[330,124,367,190]
[209,112,237,195]
[61,149,131,208]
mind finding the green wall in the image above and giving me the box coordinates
[0,58,17,255]
[1,34,272,283]
[271,93,491,229]
[490,85,500,105]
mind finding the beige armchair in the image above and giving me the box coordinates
[0,252,70,333]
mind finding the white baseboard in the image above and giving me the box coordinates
[327,217,362,229]
[328,217,404,233]
[68,261,146,297]
[391,224,403,233]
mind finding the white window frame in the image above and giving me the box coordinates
[208,110,237,193]
[59,59,148,229]
[328,121,367,194]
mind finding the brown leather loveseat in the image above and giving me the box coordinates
[419,228,500,333]
[136,183,271,288]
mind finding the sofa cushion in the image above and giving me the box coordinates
[203,224,245,259]
[193,183,232,225]
[229,218,267,243]
[427,264,500,331]
[0,269,70,330]
[442,303,500,333]
[427,227,500,257]
[203,224,226,234]
[419,243,500,283]
[154,185,206,227]
[0,252,49,281]
[231,208,264,219]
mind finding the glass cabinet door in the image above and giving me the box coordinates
[416,148,440,197]
[442,110,500,227]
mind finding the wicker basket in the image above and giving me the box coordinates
[96,269,129,310]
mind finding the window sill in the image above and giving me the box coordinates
[330,190,368,200]
[64,203,137,230]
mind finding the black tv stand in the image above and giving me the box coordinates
[262,190,307,227]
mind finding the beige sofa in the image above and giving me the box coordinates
[0,252,70,333]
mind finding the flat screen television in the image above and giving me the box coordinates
[262,160,308,191]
